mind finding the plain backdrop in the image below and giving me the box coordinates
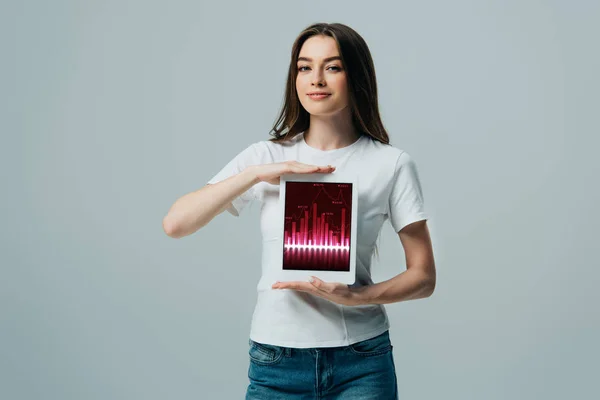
[2,0,599,399]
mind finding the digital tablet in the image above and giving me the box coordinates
[275,173,358,285]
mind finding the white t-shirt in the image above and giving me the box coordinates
[207,131,428,348]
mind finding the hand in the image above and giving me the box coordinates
[272,276,363,306]
[247,161,336,185]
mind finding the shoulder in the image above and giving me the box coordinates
[238,137,282,156]
[252,135,302,158]
[219,139,275,167]
[233,139,281,165]
[251,139,279,160]
[362,136,413,167]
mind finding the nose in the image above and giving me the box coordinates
[311,70,326,87]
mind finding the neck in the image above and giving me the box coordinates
[304,107,361,151]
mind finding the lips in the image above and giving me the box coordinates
[307,93,331,99]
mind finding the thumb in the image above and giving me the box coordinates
[309,276,330,291]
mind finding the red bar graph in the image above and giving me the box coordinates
[282,181,352,271]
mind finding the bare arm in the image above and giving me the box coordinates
[356,220,436,304]
[162,161,335,239]
[162,167,259,238]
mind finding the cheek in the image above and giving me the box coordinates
[296,79,304,97]
[296,74,309,88]
[329,76,347,94]
[331,78,348,101]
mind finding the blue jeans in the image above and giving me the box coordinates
[246,330,398,399]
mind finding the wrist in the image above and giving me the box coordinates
[351,285,374,305]
[242,166,261,185]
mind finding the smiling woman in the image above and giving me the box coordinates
[163,21,435,400]
[296,42,348,113]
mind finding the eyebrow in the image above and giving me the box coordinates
[297,56,342,63]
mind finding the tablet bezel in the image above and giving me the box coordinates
[275,172,357,285]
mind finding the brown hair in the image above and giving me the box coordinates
[268,22,390,146]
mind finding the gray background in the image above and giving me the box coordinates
[2,0,598,399]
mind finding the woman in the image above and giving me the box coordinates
[163,22,436,400]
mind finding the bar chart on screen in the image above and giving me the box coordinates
[282,181,352,271]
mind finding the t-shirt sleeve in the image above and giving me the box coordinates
[388,151,428,232]
[206,142,263,217]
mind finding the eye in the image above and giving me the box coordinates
[297,65,342,72]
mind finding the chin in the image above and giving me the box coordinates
[300,101,342,114]
[305,107,344,117]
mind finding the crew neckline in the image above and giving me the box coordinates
[300,132,365,154]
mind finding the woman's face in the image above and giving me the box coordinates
[296,35,349,116]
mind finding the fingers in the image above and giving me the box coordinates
[272,281,313,291]
[272,277,331,294]
[273,278,354,305]
[308,276,332,292]
[319,165,336,173]
[289,163,335,174]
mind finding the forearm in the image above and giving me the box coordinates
[355,268,435,305]
[162,167,259,238]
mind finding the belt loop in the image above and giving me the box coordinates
[285,347,292,357]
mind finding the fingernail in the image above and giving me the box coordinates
[308,276,315,283]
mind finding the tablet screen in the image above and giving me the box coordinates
[282,181,352,271]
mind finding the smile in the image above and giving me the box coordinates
[308,94,331,100]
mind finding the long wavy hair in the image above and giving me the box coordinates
[268,22,390,146]
[269,22,389,261]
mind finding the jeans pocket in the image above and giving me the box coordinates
[248,339,285,366]
[349,331,393,357]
